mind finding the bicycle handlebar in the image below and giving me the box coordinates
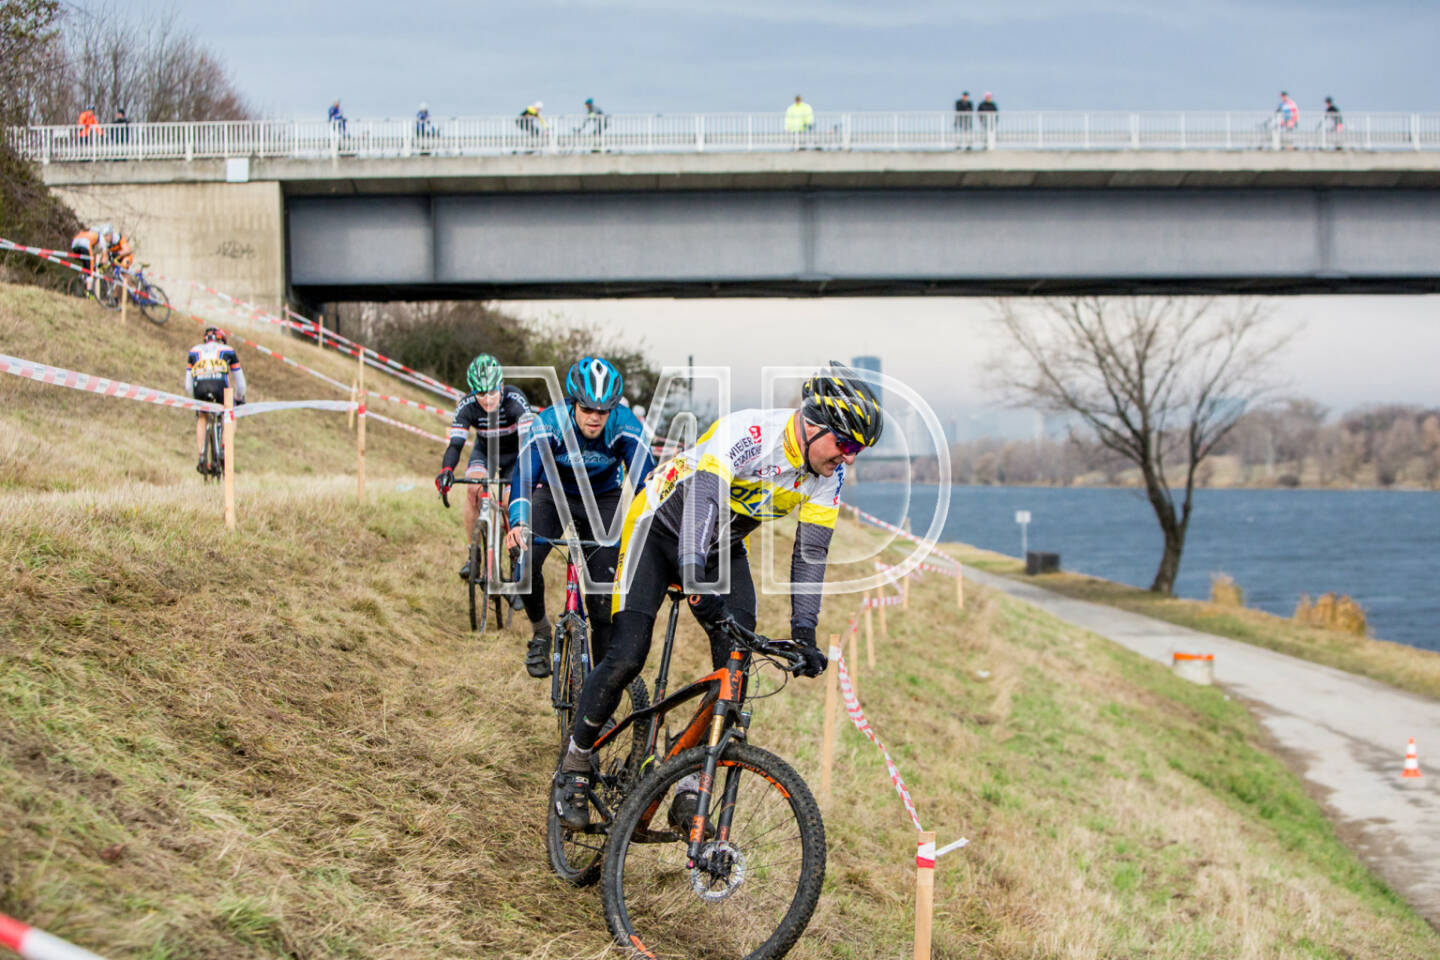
[718,619,806,672]
[439,475,507,509]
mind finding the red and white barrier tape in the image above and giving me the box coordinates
[284,306,460,399]
[0,352,222,413]
[848,504,960,570]
[1,352,444,444]
[368,410,447,444]
[831,629,922,832]
[863,592,905,610]
[875,559,959,579]
[0,913,108,960]
[0,240,83,262]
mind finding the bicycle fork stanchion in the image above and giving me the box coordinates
[223,387,236,530]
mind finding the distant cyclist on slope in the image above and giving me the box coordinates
[503,357,655,679]
[551,361,884,831]
[435,353,534,581]
[185,327,246,472]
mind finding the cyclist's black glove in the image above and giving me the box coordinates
[435,467,454,495]
[790,626,827,678]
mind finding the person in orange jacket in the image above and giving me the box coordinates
[77,107,100,138]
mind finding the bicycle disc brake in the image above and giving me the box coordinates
[689,841,746,902]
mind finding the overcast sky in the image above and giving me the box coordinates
[158,0,1439,118]
[128,1,1440,436]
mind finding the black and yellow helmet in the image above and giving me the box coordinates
[801,361,884,447]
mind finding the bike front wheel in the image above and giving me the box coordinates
[468,527,488,633]
[602,743,826,960]
[138,283,171,325]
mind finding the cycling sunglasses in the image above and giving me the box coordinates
[831,432,867,456]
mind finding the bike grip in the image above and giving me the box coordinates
[440,489,450,508]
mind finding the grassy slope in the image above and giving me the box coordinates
[1,287,1437,958]
[0,283,448,492]
[953,544,1440,703]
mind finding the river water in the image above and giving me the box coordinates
[845,483,1440,653]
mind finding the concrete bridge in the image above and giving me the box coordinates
[34,140,1440,311]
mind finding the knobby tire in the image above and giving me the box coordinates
[601,743,826,960]
[138,283,171,325]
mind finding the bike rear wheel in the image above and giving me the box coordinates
[601,743,826,960]
[96,274,121,310]
[137,283,171,325]
[202,416,219,481]
[547,617,651,887]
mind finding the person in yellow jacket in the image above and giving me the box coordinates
[784,94,814,148]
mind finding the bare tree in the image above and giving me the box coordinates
[991,297,1290,595]
[0,0,64,125]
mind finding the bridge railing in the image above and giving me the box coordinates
[9,111,1439,163]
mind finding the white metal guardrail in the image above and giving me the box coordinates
[8,111,1439,163]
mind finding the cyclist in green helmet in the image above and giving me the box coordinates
[435,353,534,581]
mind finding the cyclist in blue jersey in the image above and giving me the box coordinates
[503,357,655,679]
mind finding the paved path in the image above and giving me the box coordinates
[965,567,1440,926]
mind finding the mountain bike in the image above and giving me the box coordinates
[535,533,651,886]
[556,587,828,958]
[441,476,517,632]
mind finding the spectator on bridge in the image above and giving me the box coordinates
[415,102,435,138]
[517,101,546,138]
[1324,96,1344,146]
[1274,91,1298,148]
[328,99,347,135]
[977,92,998,140]
[76,106,99,140]
[577,98,608,151]
[112,107,129,145]
[785,94,814,149]
[954,91,974,146]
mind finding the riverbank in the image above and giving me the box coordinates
[952,542,1440,701]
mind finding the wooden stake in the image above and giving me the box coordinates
[317,313,325,352]
[863,591,875,669]
[848,627,861,700]
[222,387,236,530]
[956,565,965,609]
[876,590,888,645]
[820,635,840,809]
[348,378,357,430]
[356,351,366,500]
[903,571,911,611]
[914,831,936,960]
[119,271,128,323]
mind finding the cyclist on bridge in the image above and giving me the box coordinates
[435,353,534,581]
[551,360,884,830]
[503,357,655,679]
[185,327,246,472]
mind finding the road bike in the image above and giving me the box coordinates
[119,263,171,325]
[441,476,517,632]
[197,406,226,481]
[552,586,828,958]
[535,533,651,886]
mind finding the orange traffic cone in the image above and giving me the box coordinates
[1402,738,1423,779]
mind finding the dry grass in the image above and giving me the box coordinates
[1208,573,1243,608]
[2,288,1437,957]
[0,283,447,493]
[1294,594,1369,637]
[956,543,1440,704]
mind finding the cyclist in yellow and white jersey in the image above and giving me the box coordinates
[185,327,246,472]
[552,361,884,830]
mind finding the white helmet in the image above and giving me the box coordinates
[97,223,116,243]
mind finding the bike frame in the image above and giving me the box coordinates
[451,475,509,585]
[588,591,758,862]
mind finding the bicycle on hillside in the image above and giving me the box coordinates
[66,259,119,308]
[197,406,227,481]
[441,476,519,632]
[118,263,171,325]
[549,584,827,959]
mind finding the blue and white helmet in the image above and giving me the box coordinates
[565,356,623,411]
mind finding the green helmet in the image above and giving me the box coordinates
[466,353,503,394]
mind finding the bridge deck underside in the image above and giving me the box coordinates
[287,188,1440,300]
